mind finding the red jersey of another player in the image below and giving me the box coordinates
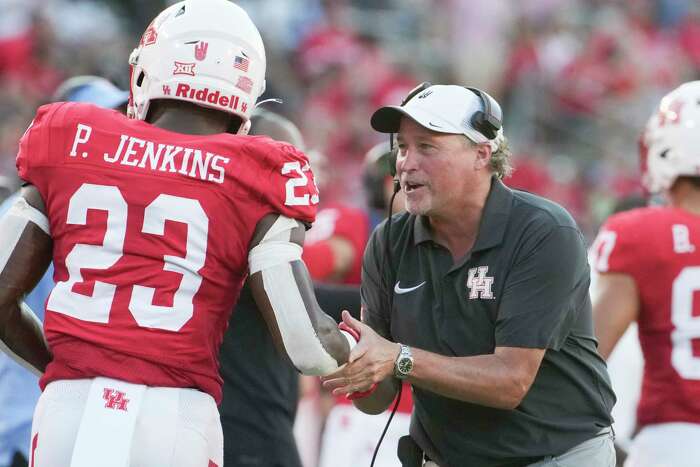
[591,206,700,427]
[16,102,319,403]
[302,204,369,285]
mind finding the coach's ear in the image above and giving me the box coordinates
[472,142,492,171]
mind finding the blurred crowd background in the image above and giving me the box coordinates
[1,1,697,466]
[1,0,700,239]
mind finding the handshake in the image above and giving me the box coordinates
[324,310,402,400]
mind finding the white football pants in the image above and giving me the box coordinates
[624,423,700,467]
[29,377,223,467]
[318,404,411,467]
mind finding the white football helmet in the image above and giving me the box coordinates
[641,81,700,193]
[128,0,266,134]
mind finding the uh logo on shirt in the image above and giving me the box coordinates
[467,266,494,300]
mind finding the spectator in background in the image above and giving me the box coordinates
[296,0,416,207]
[0,74,128,467]
[3,0,700,242]
[302,154,370,284]
[679,3,700,69]
[0,4,62,98]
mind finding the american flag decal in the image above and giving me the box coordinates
[234,55,249,72]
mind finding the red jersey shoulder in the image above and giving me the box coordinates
[591,206,686,275]
[16,102,124,181]
[16,102,69,181]
[590,207,651,274]
[241,136,319,224]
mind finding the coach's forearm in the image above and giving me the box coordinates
[0,300,50,375]
[353,377,399,415]
[407,348,531,410]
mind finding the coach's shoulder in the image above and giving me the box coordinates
[510,188,579,231]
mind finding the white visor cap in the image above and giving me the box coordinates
[370,85,502,149]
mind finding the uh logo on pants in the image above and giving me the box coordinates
[103,387,130,411]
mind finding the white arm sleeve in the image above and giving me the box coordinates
[248,216,342,375]
[0,196,50,276]
[8,196,50,234]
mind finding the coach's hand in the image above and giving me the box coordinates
[321,310,400,396]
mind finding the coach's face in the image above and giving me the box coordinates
[396,117,491,218]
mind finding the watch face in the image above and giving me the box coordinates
[398,357,413,374]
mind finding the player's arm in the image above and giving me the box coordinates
[591,272,639,360]
[247,213,353,375]
[0,185,53,375]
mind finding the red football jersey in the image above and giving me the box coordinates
[591,206,700,427]
[16,102,319,403]
[302,204,369,285]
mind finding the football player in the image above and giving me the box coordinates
[591,81,700,467]
[0,1,357,466]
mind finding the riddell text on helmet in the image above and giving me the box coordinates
[175,83,248,114]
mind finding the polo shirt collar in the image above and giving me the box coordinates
[413,177,513,252]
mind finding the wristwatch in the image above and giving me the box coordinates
[394,344,414,379]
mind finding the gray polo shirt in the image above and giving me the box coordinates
[361,178,615,467]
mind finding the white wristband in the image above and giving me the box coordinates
[340,329,358,351]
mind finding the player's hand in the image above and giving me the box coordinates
[321,310,400,396]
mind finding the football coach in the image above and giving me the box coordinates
[322,84,616,467]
